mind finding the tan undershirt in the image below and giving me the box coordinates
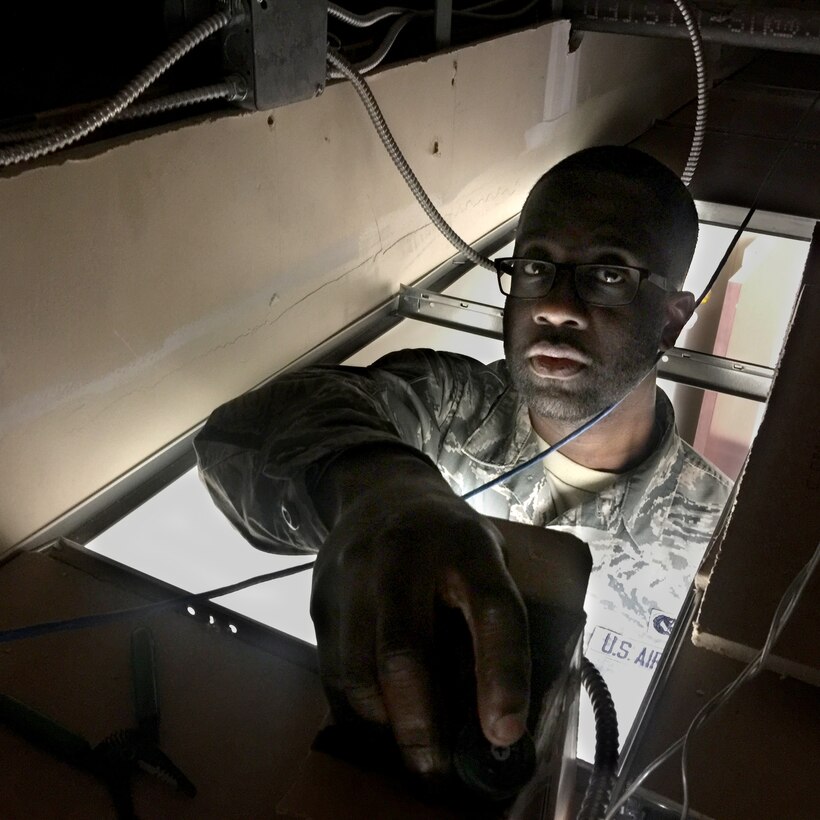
[534,433,619,516]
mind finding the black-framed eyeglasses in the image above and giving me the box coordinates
[494,258,673,307]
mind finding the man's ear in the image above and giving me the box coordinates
[660,291,695,351]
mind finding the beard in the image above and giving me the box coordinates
[504,314,665,424]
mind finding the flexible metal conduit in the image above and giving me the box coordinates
[328,3,409,28]
[673,0,707,186]
[0,11,231,168]
[117,80,244,121]
[327,48,494,271]
[566,1,820,55]
[0,82,244,146]
[327,13,417,78]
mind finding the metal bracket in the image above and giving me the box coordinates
[397,287,775,402]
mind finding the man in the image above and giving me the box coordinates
[194,146,730,778]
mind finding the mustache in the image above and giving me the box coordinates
[525,330,592,360]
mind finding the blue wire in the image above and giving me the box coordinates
[461,397,623,501]
[461,348,665,502]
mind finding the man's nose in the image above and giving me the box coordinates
[531,271,589,329]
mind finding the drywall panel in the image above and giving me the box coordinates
[0,23,698,549]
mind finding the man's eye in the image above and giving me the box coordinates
[521,261,547,277]
[590,267,627,285]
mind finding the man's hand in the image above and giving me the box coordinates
[310,448,531,778]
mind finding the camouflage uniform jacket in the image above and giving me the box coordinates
[196,348,731,751]
[196,348,730,567]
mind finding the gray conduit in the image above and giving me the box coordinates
[328,3,409,28]
[327,48,494,271]
[672,0,707,186]
[327,13,417,79]
[0,11,232,168]
[0,81,245,146]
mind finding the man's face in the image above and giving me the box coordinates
[503,171,681,424]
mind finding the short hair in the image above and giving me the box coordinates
[526,145,699,288]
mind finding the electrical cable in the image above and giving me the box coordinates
[461,394,624,501]
[0,10,231,168]
[0,560,315,645]
[327,13,417,78]
[326,47,495,271]
[671,0,708,187]
[462,343,670,503]
[677,538,820,818]
[326,0,547,79]
[0,81,246,146]
[603,539,820,820]
[454,0,544,20]
[327,0,546,27]
[693,206,754,311]
[115,80,245,121]
[578,657,620,820]
[0,123,59,146]
[328,3,410,28]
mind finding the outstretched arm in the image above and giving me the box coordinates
[194,351,530,775]
[311,444,530,776]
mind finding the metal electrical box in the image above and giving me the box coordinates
[221,0,328,111]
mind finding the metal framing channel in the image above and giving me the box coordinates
[694,201,816,241]
[397,287,775,401]
[48,539,320,672]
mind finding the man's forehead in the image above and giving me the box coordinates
[523,169,656,216]
[515,176,681,281]
[517,172,663,247]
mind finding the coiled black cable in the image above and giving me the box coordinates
[579,656,620,820]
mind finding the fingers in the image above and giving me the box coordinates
[311,557,387,726]
[315,546,445,777]
[311,501,532,784]
[376,561,445,776]
[446,558,531,748]
[340,591,388,724]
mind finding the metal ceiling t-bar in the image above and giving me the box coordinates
[565,1,820,55]
[397,286,776,402]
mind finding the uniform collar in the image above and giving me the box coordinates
[461,380,683,545]
[590,392,681,546]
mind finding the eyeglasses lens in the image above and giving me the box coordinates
[497,260,641,306]
[575,266,640,306]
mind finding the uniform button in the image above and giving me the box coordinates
[281,505,300,531]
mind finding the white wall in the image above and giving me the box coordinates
[0,23,700,550]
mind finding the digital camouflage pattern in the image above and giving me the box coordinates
[196,348,730,565]
[195,348,732,749]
